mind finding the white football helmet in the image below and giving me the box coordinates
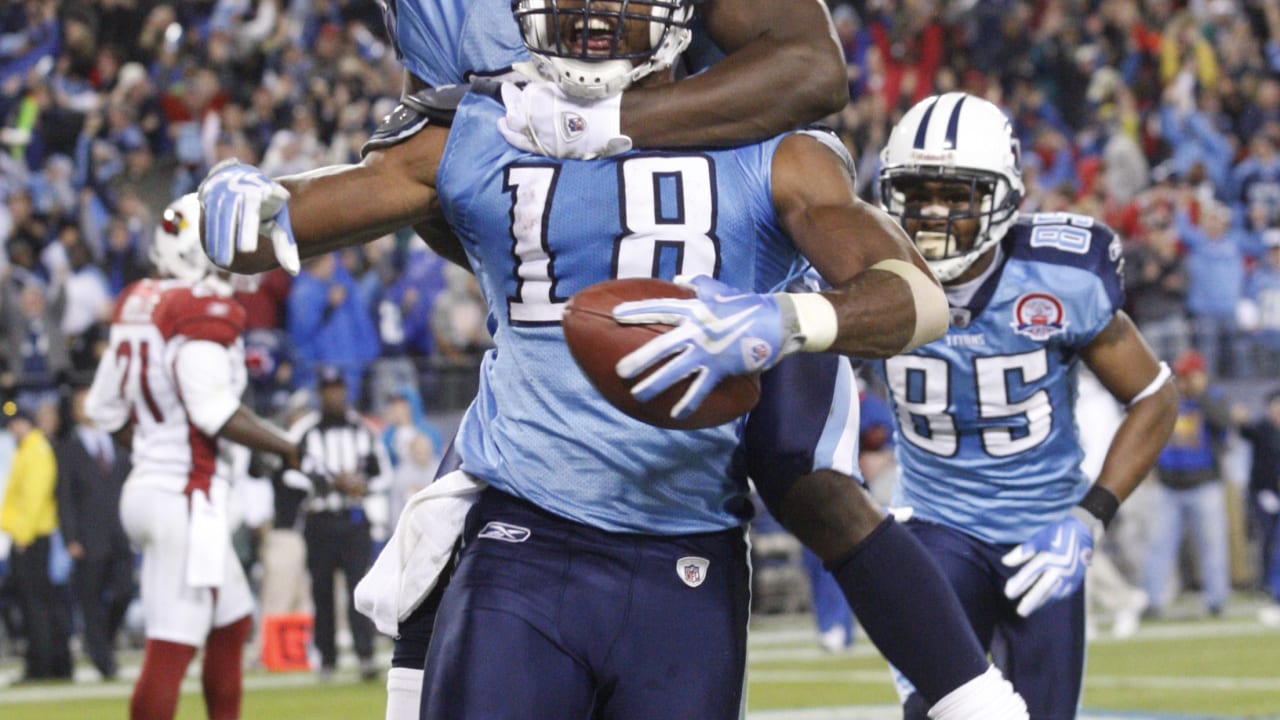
[151,193,214,283]
[513,0,695,99]
[151,193,257,292]
[880,93,1024,282]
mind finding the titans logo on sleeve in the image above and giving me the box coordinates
[871,213,1125,544]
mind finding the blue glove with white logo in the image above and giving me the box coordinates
[197,158,300,275]
[613,275,802,420]
[1001,507,1101,617]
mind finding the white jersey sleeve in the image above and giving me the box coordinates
[85,336,132,433]
[175,339,241,437]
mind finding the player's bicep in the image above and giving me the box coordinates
[702,0,837,53]
[772,134,921,286]
[1080,311,1165,404]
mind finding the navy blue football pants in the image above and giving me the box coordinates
[902,519,1086,720]
[420,487,751,720]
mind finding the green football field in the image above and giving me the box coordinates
[2,612,1278,719]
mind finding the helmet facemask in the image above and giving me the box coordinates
[880,166,1021,283]
[878,93,1025,283]
[513,0,695,98]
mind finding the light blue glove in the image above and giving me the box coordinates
[612,275,801,420]
[1001,507,1101,617]
[197,158,300,275]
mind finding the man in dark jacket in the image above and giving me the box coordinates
[55,383,134,680]
[1239,389,1280,603]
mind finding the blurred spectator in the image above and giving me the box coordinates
[250,390,314,667]
[1,276,67,402]
[1124,211,1190,363]
[1175,200,1250,377]
[100,215,148,295]
[0,400,71,680]
[59,233,111,338]
[243,327,296,418]
[380,386,442,523]
[1143,350,1233,618]
[286,252,379,400]
[54,383,132,680]
[1244,230,1280,370]
[235,268,292,330]
[1237,389,1280,606]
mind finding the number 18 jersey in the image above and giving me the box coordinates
[438,91,803,535]
[869,213,1126,544]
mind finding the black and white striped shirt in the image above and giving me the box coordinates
[286,410,391,515]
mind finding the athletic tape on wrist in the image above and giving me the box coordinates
[869,259,949,350]
[783,293,838,351]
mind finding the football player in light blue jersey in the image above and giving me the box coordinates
[194,0,1031,716]
[870,92,1181,719]
[377,0,849,163]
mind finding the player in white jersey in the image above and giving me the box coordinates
[868,93,1181,719]
[84,194,301,720]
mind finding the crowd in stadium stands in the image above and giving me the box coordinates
[0,0,1279,681]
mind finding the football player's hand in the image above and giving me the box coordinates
[197,158,300,275]
[1001,508,1101,617]
[497,81,632,160]
[613,275,800,420]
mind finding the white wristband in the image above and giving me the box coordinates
[782,293,838,352]
[869,259,948,350]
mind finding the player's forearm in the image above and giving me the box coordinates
[278,160,435,263]
[218,405,299,468]
[1092,382,1180,504]
[620,17,845,147]
[622,44,842,147]
[783,202,947,358]
[786,261,946,359]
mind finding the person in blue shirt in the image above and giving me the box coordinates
[869,92,1180,719]
[1142,349,1233,618]
[193,2,1032,719]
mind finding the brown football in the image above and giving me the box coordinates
[562,278,761,430]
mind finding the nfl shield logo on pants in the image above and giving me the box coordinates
[677,556,710,588]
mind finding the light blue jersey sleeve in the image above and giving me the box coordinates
[380,0,529,86]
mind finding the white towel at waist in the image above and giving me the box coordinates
[354,470,487,636]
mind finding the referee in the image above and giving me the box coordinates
[286,366,390,680]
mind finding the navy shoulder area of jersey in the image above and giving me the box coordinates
[1005,211,1125,309]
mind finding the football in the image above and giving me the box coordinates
[562,278,761,430]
